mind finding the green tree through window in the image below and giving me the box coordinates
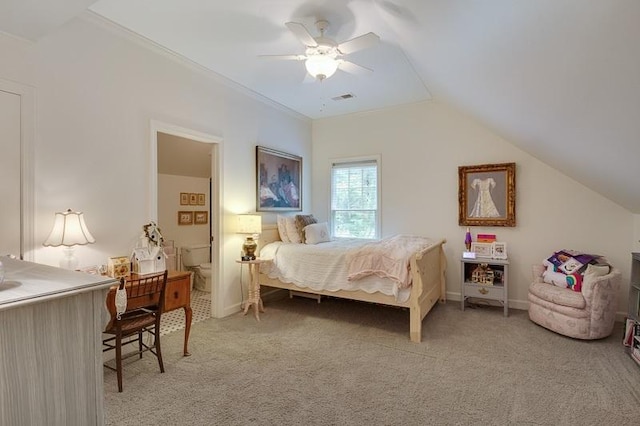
[331,158,379,238]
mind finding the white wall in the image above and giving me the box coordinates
[312,101,633,314]
[0,14,311,316]
[633,214,640,253]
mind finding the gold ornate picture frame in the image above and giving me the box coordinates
[459,162,516,227]
[256,146,302,212]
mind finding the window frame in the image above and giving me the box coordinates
[328,155,381,239]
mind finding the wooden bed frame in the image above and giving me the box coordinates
[257,225,447,343]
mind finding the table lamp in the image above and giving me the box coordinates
[237,214,262,260]
[43,209,95,269]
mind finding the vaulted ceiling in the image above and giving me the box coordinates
[2,1,639,212]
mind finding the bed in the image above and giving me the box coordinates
[257,224,447,343]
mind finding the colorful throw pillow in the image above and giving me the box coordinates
[566,273,583,292]
[304,222,330,245]
[276,215,291,243]
[295,214,317,243]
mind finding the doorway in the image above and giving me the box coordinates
[149,120,223,318]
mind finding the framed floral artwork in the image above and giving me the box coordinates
[189,193,198,205]
[256,146,302,212]
[178,211,193,225]
[458,162,516,227]
[197,193,205,205]
[180,192,189,205]
[194,211,208,225]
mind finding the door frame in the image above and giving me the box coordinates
[0,78,34,261]
[149,120,223,317]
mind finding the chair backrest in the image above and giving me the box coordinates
[121,270,168,313]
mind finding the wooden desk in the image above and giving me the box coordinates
[106,270,193,356]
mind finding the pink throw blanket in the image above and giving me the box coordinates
[346,235,436,288]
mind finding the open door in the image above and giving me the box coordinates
[149,120,223,318]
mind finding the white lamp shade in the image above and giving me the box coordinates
[305,55,338,79]
[43,209,96,247]
[237,214,262,235]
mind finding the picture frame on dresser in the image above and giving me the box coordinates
[492,242,508,259]
[256,146,302,212]
[471,242,493,258]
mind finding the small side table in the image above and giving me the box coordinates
[461,257,509,317]
[236,258,268,321]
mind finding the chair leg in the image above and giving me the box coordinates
[154,322,165,373]
[138,330,143,359]
[115,332,123,393]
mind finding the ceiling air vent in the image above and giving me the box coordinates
[331,93,355,101]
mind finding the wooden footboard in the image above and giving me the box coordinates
[257,225,446,343]
[408,241,447,342]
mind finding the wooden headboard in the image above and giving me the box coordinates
[258,223,280,252]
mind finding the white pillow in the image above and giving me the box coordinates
[276,215,291,243]
[285,216,301,244]
[304,222,331,245]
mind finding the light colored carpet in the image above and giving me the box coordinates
[104,296,640,425]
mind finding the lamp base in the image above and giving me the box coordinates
[59,246,79,270]
[242,237,257,260]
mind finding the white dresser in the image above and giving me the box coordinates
[0,258,117,426]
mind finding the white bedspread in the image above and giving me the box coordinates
[259,239,412,303]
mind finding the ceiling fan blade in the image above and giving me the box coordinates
[338,60,373,75]
[337,32,380,54]
[285,22,318,47]
[259,54,306,61]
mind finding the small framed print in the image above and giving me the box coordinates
[194,211,208,225]
[189,193,198,205]
[492,242,508,259]
[471,242,493,258]
[197,193,205,205]
[180,193,189,205]
[178,211,193,225]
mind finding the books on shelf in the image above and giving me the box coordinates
[476,233,496,243]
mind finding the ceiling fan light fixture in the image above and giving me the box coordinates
[305,55,338,80]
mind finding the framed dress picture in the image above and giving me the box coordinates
[256,146,302,212]
[458,162,516,227]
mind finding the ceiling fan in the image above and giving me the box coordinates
[263,20,380,81]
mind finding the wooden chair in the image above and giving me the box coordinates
[103,270,168,392]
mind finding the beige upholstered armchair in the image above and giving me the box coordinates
[528,264,621,339]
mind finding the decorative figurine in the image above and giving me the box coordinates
[464,227,473,251]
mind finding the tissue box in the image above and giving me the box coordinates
[108,256,130,278]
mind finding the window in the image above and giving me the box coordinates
[330,156,380,239]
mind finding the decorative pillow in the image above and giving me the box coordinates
[542,260,568,288]
[566,272,583,292]
[276,215,291,243]
[285,216,301,243]
[295,214,317,243]
[304,222,331,245]
[584,263,610,278]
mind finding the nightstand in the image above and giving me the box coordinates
[236,258,268,321]
[461,257,509,317]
